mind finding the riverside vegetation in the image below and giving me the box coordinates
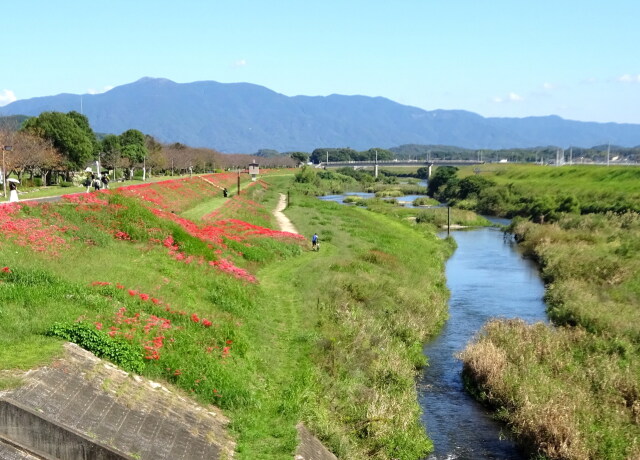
[0,167,480,459]
[427,164,640,459]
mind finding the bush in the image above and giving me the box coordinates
[59,181,74,188]
[46,322,145,373]
[294,166,318,184]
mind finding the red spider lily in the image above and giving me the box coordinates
[1,267,10,273]
[114,230,132,240]
[0,204,70,256]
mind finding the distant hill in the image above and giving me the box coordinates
[2,77,640,153]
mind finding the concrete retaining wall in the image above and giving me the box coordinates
[0,399,132,460]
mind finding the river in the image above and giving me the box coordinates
[419,225,548,459]
[318,192,549,457]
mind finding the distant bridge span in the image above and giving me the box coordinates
[317,159,484,178]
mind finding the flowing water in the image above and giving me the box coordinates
[317,192,548,458]
[419,225,548,459]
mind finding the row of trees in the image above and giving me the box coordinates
[0,112,297,186]
[309,147,394,163]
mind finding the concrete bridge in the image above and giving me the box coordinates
[318,159,484,178]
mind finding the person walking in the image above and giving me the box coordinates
[8,180,19,202]
[312,233,319,251]
[101,174,110,189]
[84,174,93,193]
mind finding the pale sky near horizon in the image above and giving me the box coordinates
[1,1,638,124]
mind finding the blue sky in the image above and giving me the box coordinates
[2,1,638,123]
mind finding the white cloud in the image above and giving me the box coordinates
[0,89,17,106]
[542,82,556,90]
[494,92,523,103]
[233,59,247,68]
[87,85,114,95]
[618,74,640,83]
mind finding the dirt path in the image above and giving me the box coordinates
[274,193,299,234]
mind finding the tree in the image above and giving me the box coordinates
[290,152,309,166]
[310,148,358,163]
[457,175,495,199]
[427,166,458,197]
[21,111,96,171]
[10,132,61,183]
[416,167,430,179]
[119,129,147,179]
[101,134,121,176]
[144,135,165,176]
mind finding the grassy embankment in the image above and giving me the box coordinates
[455,164,640,459]
[277,172,458,459]
[0,169,455,459]
[460,163,640,215]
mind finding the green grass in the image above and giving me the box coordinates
[278,182,453,459]
[0,172,453,459]
[458,164,640,214]
[457,165,640,459]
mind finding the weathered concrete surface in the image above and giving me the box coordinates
[0,438,42,459]
[1,398,130,459]
[0,343,234,460]
[295,424,338,460]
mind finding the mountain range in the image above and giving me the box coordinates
[1,77,640,153]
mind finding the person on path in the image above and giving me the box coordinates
[85,174,93,193]
[93,175,101,191]
[223,187,228,197]
[8,181,19,202]
[101,174,110,189]
[312,233,319,251]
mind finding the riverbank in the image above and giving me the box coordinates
[451,165,640,459]
[271,174,454,458]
